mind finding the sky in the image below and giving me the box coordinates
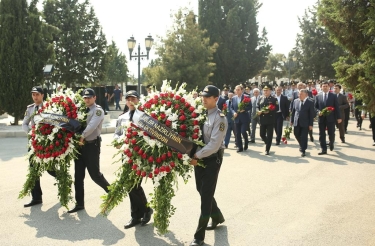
[54,0,318,76]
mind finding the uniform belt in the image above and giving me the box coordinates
[86,136,101,144]
[202,148,224,160]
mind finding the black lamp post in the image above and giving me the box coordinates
[43,64,54,96]
[127,34,154,94]
[283,56,296,84]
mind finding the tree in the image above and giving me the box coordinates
[0,0,54,125]
[147,9,217,91]
[43,0,107,87]
[260,53,285,81]
[293,4,344,81]
[105,40,128,85]
[142,58,166,87]
[199,0,271,88]
[318,0,375,112]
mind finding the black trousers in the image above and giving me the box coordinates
[274,113,284,143]
[194,156,223,241]
[74,140,110,206]
[235,121,249,150]
[355,108,362,128]
[29,149,56,200]
[344,107,350,131]
[371,115,375,142]
[318,119,335,151]
[129,180,148,219]
[260,123,274,152]
[294,125,309,153]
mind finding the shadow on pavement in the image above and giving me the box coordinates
[214,225,229,246]
[21,203,124,245]
[134,223,184,245]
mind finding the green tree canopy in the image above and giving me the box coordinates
[43,0,107,87]
[0,0,54,124]
[318,0,375,112]
[145,9,217,91]
[260,53,285,81]
[199,0,271,88]
[293,3,344,81]
[105,40,128,85]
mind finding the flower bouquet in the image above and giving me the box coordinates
[253,102,276,119]
[232,97,250,120]
[101,81,206,234]
[312,89,318,96]
[18,89,87,208]
[222,103,228,116]
[282,126,293,144]
[320,106,334,116]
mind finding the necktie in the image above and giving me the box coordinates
[35,105,39,112]
[301,100,304,108]
[324,93,327,104]
[129,110,135,121]
[86,107,90,113]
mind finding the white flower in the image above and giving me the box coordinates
[148,139,156,148]
[52,127,59,133]
[172,121,178,130]
[160,106,166,112]
[167,113,178,122]
[165,108,172,116]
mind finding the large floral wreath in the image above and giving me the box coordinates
[19,89,87,208]
[101,81,206,234]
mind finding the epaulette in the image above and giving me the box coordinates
[96,105,102,108]
[220,113,225,117]
[27,103,35,108]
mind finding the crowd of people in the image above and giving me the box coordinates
[213,80,374,156]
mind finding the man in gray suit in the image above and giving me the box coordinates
[334,84,349,143]
[290,89,315,157]
[250,88,260,143]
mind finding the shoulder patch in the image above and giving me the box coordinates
[96,110,102,116]
[24,110,28,116]
[219,122,225,131]
[27,103,35,108]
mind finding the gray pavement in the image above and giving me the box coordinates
[1,118,375,246]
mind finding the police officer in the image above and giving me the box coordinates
[257,84,278,155]
[189,85,227,246]
[23,86,57,207]
[68,88,110,213]
[113,90,153,229]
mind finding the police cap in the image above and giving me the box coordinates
[201,85,220,97]
[125,90,139,98]
[31,86,44,94]
[83,88,96,98]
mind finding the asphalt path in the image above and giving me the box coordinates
[1,119,375,246]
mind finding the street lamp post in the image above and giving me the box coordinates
[127,35,154,94]
[283,56,297,83]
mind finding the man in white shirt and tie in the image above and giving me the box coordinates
[250,88,260,143]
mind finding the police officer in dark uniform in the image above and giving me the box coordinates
[257,84,277,155]
[68,88,110,213]
[189,85,228,246]
[113,90,153,229]
[22,86,57,207]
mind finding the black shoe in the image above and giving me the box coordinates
[225,145,228,148]
[310,136,314,142]
[24,200,42,207]
[67,205,85,213]
[244,143,248,150]
[275,142,280,146]
[345,130,348,134]
[318,151,327,155]
[206,218,225,230]
[301,152,306,157]
[299,148,302,153]
[373,142,375,146]
[265,151,270,155]
[329,142,334,151]
[249,140,255,143]
[359,126,362,130]
[341,138,345,143]
[190,239,204,246]
[124,218,141,229]
[237,149,243,153]
[370,124,372,129]
[141,208,153,226]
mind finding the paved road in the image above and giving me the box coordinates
[1,119,375,246]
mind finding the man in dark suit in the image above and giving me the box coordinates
[334,84,349,143]
[290,89,315,157]
[257,85,278,155]
[250,88,261,143]
[274,86,290,145]
[216,91,227,111]
[224,91,237,148]
[315,81,342,155]
[231,85,251,152]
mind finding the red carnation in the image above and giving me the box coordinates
[170,162,175,168]
[141,171,147,177]
[161,100,166,105]
[133,146,140,152]
[167,101,172,107]
[55,141,60,147]
[165,166,171,173]
[189,106,195,112]
[185,102,190,108]
[126,133,132,139]
[161,153,167,161]
[142,153,147,159]
[145,103,151,109]
[193,120,199,126]
[191,112,198,118]
[132,165,138,170]
[180,124,187,130]
[167,151,172,158]
[177,153,183,159]
[154,168,159,175]
[148,156,154,163]
[160,113,166,119]
[174,104,180,110]
[179,115,186,121]
[160,166,166,172]
[128,159,133,165]
[165,120,172,127]
[156,157,162,163]
[131,139,137,145]
[192,133,199,139]
[175,95,181,100]
[179,132,186,137]
[180,97,185,103]
[148,173,153,178]
[136,170,141,176]
[169,93,174,98]
[127,152,132,157]
[132,131,138,136]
